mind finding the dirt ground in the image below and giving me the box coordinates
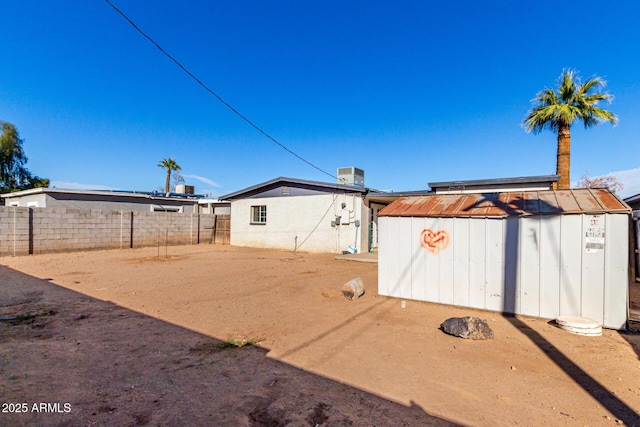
[1,245,639,426]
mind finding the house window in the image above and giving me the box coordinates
[151,205,183,213]
[251,205,267,224]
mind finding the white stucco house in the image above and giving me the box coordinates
[219,176,402,253]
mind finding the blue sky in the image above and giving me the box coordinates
[2,1,639,198]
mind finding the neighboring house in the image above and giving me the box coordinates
[625,193,640,210]
[198,199,231,215]
[428,174,560,194]
[378,188,631,329]
[626,194,640,309]
[1,188,201,213]
[219,176,396,253]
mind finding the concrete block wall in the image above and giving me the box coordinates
[0,207,30,256]
[32,208,129,254]
[131,211,215,247]
[0,207,220,257]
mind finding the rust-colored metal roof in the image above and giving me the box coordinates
[378,189,631,217]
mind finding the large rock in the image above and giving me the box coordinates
[440,316,494,340]
[342,277,365,300]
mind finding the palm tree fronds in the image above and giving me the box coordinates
[521,69,617,190]
[158,157,182,193]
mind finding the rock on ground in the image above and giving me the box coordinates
[440,316,494,340]
[342,277,365,300]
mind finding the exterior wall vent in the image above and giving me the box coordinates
[337,167,365,186]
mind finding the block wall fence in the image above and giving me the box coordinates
[0,207,220,257]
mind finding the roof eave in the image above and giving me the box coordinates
[219,176,372,200]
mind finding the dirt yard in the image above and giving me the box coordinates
[1,245,639,426]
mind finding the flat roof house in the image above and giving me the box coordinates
[428,174,561,194]
[625,193,640,211]
[1,188,201,213]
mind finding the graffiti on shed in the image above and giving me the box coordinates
[420,229,449,254]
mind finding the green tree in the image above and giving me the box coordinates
[0,121,49,193]
[522,69,617,190]
[157,157,181,194]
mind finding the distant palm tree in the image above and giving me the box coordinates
[157,158,181,194]
[522,69,617,189]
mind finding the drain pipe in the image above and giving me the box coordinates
[350,220,361,253]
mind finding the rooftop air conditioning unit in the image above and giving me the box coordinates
[176,184,195,194]
[337,167,365,186]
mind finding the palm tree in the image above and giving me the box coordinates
[157,157,181,194]
[522,69,617,189]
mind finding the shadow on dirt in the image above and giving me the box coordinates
[483,193,640,425]
[0,265,459,426]
[504,314,639,425]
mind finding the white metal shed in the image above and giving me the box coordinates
[378,189,631,329]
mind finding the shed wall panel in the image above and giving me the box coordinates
[453,218,470,307]
[384,216,402,298]
[468,219,487,309]
[398,217,413,299]
[384,217,410,299]
[520,217,541,317]
[377,217,390,297]
[504,217,519,314]
[410,217,428,301]
[559,215,582,316]
[485,219,505,311]
[423,217,441,302]
[603,214,629,328]
[539,216,561,319]
[581,214,606,323]
[380,217,400,297]
[438,218,455,305]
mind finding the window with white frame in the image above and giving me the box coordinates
[251,205,267,224]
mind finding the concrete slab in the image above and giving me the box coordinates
[335,251,378,263]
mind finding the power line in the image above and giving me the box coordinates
[104,0,336,181]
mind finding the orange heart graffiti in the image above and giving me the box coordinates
[420,229,449,254]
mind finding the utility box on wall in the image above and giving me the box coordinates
[377,189,631,329]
